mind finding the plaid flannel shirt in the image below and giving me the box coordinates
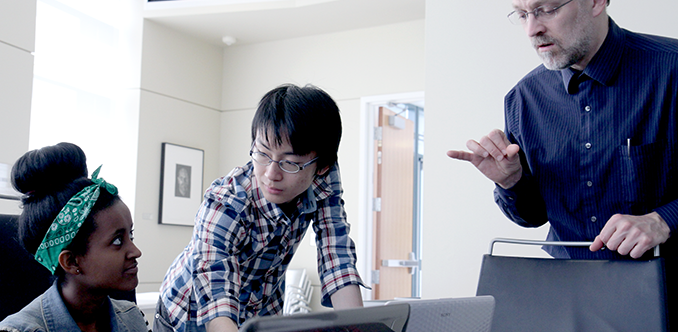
[159,161,364,330]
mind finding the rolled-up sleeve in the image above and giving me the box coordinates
[312,168,365,307]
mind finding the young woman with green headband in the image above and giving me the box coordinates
[0,142,148,332]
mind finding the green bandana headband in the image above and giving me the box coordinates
[34,165,118,274]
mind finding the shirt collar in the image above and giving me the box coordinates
[296,171,334,213]
[42,283,81,331]
[561,17,625,92]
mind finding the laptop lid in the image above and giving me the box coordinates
[386,296,495,332]
[238,302,410,332]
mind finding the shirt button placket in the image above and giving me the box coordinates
[582,104,595,225]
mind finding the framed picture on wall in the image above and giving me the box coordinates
[159,143,204,226]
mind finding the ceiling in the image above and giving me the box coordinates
[143,0,426,47]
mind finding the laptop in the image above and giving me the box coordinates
[386,296,495,332]
[238,302,410,332]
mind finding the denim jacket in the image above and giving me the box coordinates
[0,283,148,332]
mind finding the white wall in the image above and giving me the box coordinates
[0,0,36,214]
[423,0,678,299]
[134,20,224,292]
[220,20,426,113]
[27,0,144,220]
[218,20,425,306]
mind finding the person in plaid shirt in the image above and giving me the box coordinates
[154,84,365,332]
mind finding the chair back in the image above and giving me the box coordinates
[476,238,669,332]
[0,214,55,321]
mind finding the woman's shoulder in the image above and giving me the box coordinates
[0,294,47,332]
[0,316,45,332]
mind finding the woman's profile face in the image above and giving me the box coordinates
[75,200,141,292]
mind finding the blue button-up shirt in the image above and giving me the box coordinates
[495,18,678,259]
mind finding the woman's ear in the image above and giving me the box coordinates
[58,250,80,275]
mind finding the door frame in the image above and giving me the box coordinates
[358,91,424,300]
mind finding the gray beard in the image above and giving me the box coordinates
[540,48,583,70]
[536,6,593,70]
[538,34,590,70]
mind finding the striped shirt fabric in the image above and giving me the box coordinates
[494,18,678,259]
[159,162,364,330]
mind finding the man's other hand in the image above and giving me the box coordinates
[590,212,670,258]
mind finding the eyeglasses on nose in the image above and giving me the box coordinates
[507,0,574,25]
[250,150,318,174]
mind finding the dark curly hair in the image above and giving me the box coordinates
[11,142,119,279]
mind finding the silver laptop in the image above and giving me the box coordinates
[386,296,495,332]
[238,302,410,332]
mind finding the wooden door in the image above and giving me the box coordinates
[372,106,416,300]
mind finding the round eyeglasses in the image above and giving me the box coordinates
[507,0,574,25]
[250,150,319,174]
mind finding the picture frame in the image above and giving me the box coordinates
[159,143,204,226]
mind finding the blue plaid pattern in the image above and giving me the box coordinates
[159,162,363,330]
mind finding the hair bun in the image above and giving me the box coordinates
[12,142,89,195]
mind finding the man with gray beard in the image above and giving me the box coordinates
[449,0,678,325]
[448,1,678,261]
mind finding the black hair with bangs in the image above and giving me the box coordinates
[251,84,342,172]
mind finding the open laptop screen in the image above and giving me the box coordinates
[385,296,495,332]
[239,303,410,332]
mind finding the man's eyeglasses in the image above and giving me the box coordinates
[507,0,574,25]
[250,150,318,174]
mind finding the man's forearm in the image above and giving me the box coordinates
[206,316,239,332]
[330,285,363,310]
